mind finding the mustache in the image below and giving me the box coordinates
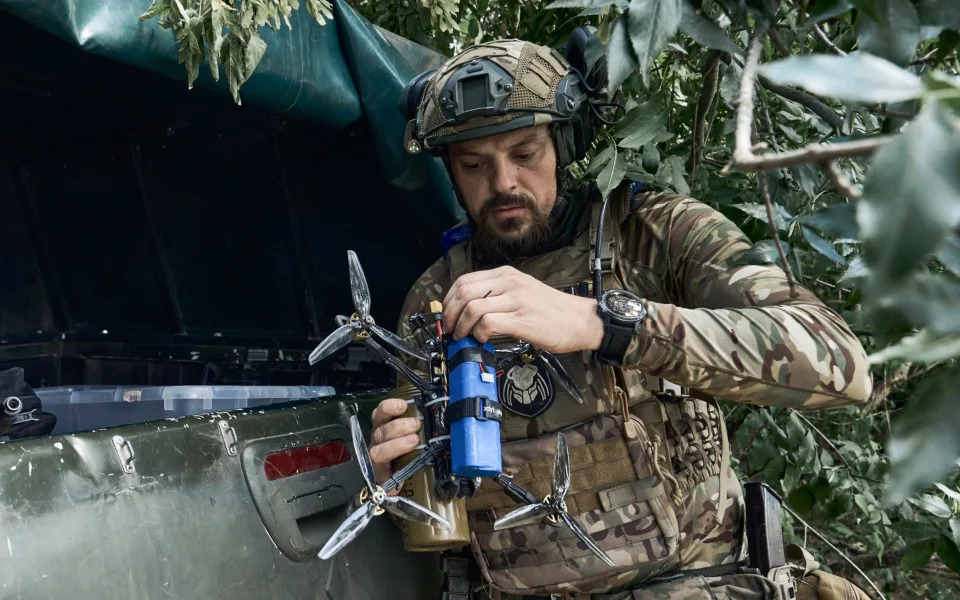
[479,193,536,219]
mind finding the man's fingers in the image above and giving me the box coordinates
[442,266,515,302]
[371,397,409,430]
[452,295,521,340]
[444,276,519,335]
[471,312,510,343]
[369,433,420,472]
[371,416,421,445]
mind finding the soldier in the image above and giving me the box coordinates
[367,36,874,599]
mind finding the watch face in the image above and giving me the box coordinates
[601,290,646,322]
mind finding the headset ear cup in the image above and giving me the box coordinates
[399,69,436,120]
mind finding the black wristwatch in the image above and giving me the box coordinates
[593,289,647,366]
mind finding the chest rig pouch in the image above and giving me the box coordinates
[444,187,707,596]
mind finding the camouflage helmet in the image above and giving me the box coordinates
[400,38,595,170]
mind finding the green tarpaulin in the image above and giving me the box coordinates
[0,0,463,388]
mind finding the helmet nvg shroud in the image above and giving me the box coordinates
[400,36,598,171]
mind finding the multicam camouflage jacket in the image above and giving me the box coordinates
[389,184,873,597]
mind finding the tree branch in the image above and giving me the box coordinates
[759,172,799,298]
[687,52,722,186]
[757,74,845,130]
[769,26,791,58]
[823,160,862,199]
[724,25,894,174]
[813,23,847,56]
[729,26,769,170]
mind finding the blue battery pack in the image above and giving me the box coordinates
[446,337,503,477]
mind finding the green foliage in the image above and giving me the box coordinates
[139,0,333,103]
[142,0,960,593]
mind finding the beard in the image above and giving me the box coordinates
[471,192,554,266]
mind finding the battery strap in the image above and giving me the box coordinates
[446,395,504,423]
[447,346,497,373]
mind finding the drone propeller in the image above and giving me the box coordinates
[309,250,430,365]
[318,414,453,560]
[495,343,585,404]
[493,433,614,567]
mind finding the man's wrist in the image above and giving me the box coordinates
[581,297,605,351]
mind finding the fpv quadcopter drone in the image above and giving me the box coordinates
[310,250,613,566]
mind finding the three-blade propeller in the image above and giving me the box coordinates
[318,414,453,560]
[309,250,430,366]
[493,433,614,567]
[495,343,585,404]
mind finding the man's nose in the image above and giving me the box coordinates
[490,158,518,196]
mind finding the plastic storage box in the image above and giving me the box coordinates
[34,385,337,435]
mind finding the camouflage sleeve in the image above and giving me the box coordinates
[619,192,873,409]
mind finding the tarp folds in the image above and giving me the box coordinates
[0,0,464,385]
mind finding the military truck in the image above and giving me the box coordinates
[0,1,463,597]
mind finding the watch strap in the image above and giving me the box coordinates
[595,314,636,366]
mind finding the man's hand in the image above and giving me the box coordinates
[442,265,605,354]
[368,397,421,494]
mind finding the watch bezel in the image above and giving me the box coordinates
[598,289,647,324]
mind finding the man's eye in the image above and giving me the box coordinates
[463,163,480,170]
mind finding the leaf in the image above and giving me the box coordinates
[586,145,615,177]
[641,143,660,172]
[936,535,960,574]
[856,0,921,67]
[626,0,683,85]
[545,0,620,7]
[613,98,668,141]
[887,364,960,504]
[139,0,172,21]
[788,487,817,514]
[785,412,806,448]
[810,476,831,502]
[872,272,960,335]
[783,463,801,492]
[658,155,689,195]
[937,234,960,276]
[678,1,741,55]
[951,517,960,547]
[803,0,853,26]
[748,440,778,472]
[869,329,960,364]
[802,226,847,265]
[901,539,937,570]
[719,61,742,107]
[734,240,791,266]
[850,0,883,24]
[778,123,803,144]
[242,34,268,82]
[731,202,794,230]
[204,0,227,81]
[597,150,627,200]
[759,53,924,104]
[917,0,960,37]
[765,454,787,483]
[795,203,859,239]
[891,521,941,542]
[606,17,639,95]
[923,71,960,113]
[858,102,960,284]
[936,483,960,502]
[910,494,953,519]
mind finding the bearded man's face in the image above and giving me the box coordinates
[447,124,557,264]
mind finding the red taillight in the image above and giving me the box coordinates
[264,441,351,481]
